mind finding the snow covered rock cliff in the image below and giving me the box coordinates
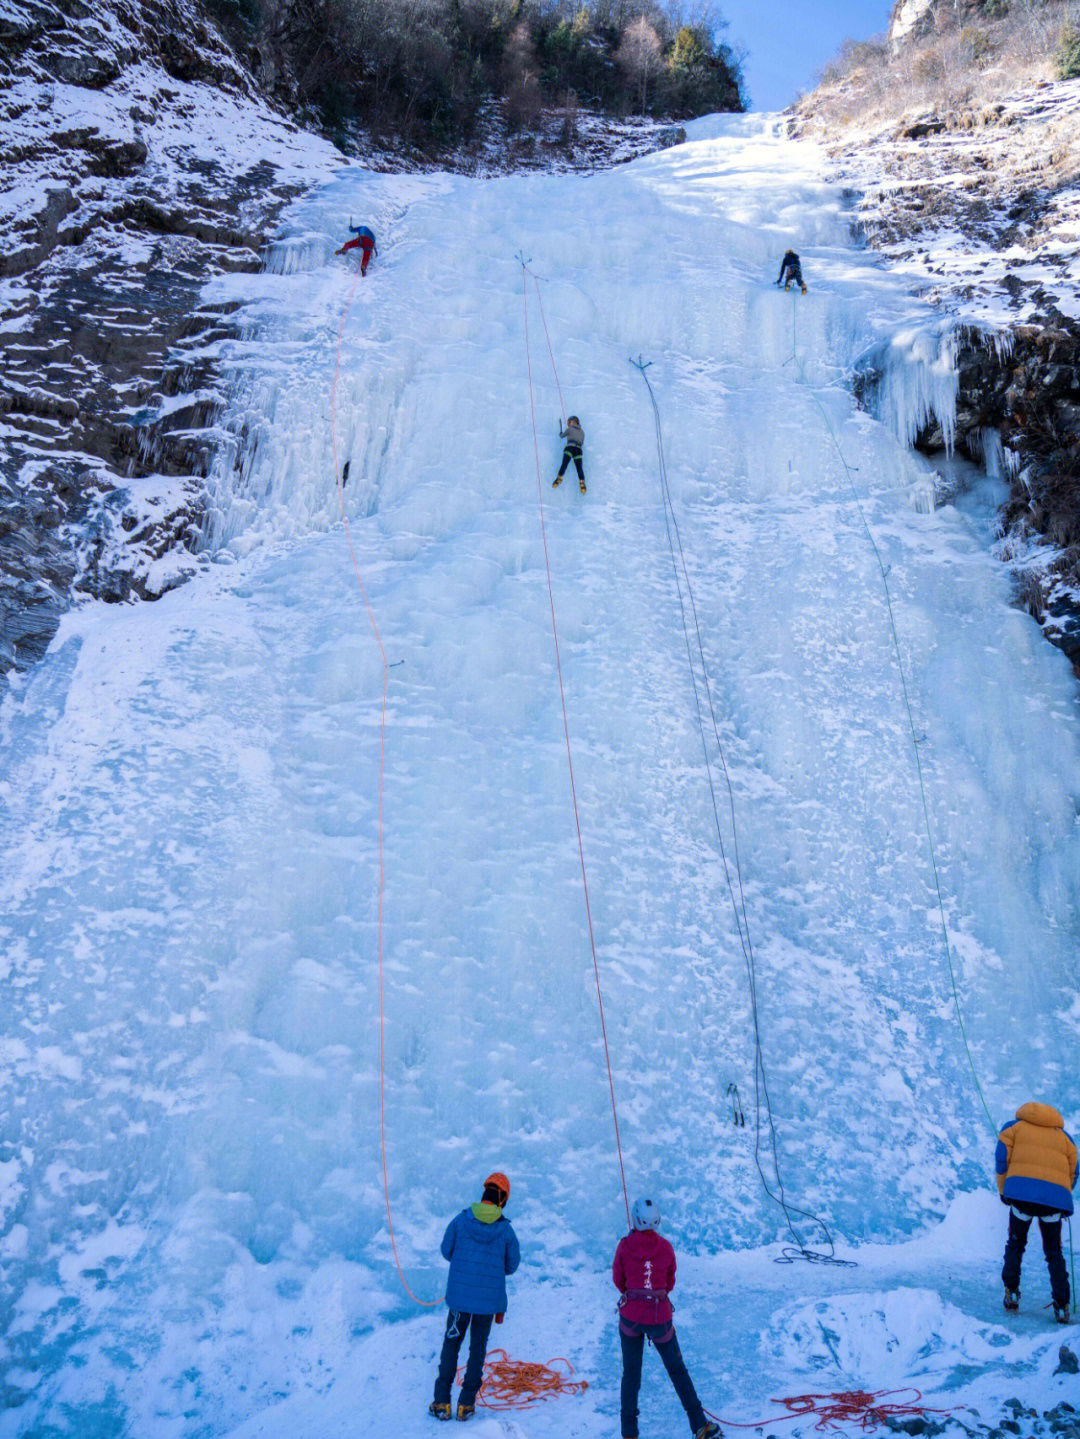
[0,0,346,675]
[796,71,1080,671]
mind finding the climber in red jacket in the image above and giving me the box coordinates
[335,223,377,275]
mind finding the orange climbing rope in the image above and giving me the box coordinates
[521,258,631,1230]
[458,1348,589,1410]
[710,1387,961,1433]
[330,249,442,1310]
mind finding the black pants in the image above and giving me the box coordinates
[557,443,584,482]
[781,262,804,288]
[1002,1205,1069,1307]
[620,1320,707,1438]
[434,1309,493,1408]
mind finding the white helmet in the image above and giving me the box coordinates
[632,1197,662,1231]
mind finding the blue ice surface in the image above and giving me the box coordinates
[2,114,1079,1438]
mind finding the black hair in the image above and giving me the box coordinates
[482,1183,507,1207]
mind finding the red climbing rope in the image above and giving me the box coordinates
[527,266,566,425]
[330,253,442,1310]
[710,1387,962,1433]
[521,258,631,1231]
[457,1348,589,1410]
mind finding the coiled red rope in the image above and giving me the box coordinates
[711,1387,961,1432]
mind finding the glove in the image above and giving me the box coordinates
[495,1312,504,1325]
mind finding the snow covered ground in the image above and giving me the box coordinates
[800,78,1080,329]
[2,114,1080,1438]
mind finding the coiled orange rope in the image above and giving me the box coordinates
[458,1348,589,1410]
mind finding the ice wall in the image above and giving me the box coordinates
[2,116,1080,1438]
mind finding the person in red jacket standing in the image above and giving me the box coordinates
[612,1198,720,1439]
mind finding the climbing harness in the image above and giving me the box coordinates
[330,245,441,1310]
[709,1387,962,1433]
[787,290,999,1140]
[457,1348,588,1410]
[629,355,851,1270]
[522,255,630,1230]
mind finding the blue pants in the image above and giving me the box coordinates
[434,1309,493,1408]
[1002,1205,1069,1308]
[620,1319,707,1438]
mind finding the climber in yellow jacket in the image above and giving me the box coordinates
[997,1101,1077,1323]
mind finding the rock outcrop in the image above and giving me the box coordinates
[0,0,343,676]
[890,0,938,46]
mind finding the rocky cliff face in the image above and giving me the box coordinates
[796,61,1080,674]
[0,0,348,675]
[890,0,938,46]
[889,0,990,46]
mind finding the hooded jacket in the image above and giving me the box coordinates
[441,1202,520,1315]
[612,1228,676,1326]
[996,1102,1078,1214]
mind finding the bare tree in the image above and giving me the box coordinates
[504,20,543,131]
[616,14,663,112]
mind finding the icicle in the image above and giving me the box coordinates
[262,233,334,275]
[856,322,960,452]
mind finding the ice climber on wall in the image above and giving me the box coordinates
[430,1172,520,1422]
[336,223,377,275]
[553,414,586,494]
[613,1198,721,1439]
[776,248,806,294]
[997,1101,1077,1323]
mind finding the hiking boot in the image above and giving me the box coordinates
[579,478,586,494]
[456,1404,475,1421]
[553,475,563,487]
[1003,1287,1020,1312]
[695,1424,722,1439]
[1055,1302,1071,1325]
[428,1401,452,1420]
[801,286,808,295]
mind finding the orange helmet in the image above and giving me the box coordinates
[484,1171,511,1201]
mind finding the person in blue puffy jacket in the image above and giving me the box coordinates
[429,1171,520,1422]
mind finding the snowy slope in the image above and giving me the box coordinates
[2,115,1080,1438]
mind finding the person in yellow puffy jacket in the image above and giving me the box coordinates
[996,1101,1077,1323]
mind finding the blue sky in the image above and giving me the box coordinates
[719,0,896,111]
